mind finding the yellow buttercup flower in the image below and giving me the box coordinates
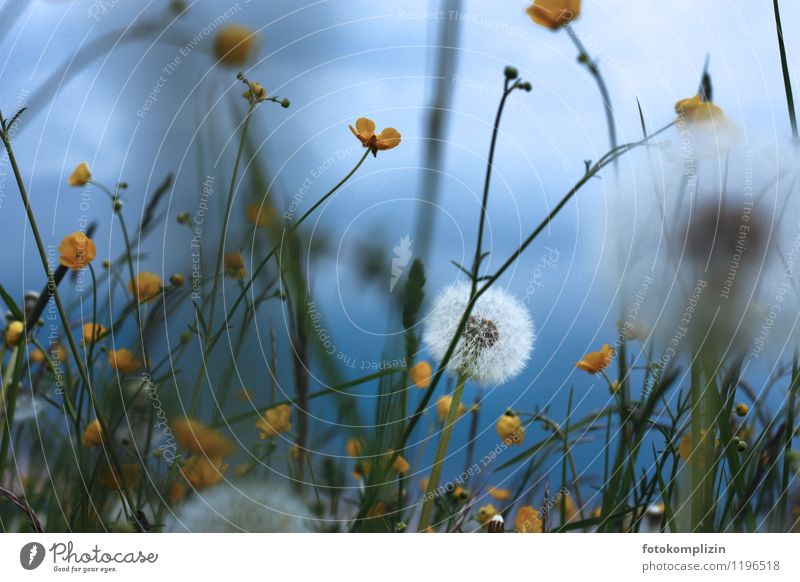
[526,0,580,30]
[346,436,365,457]
[576,343,614,374]
[29,348,46,364]
[58,231,96,270]
[68,162,91,186]
[129,272,162,303]
[451,485,468,500]
[108,348,142,373]
[213,25,258,66]
[180,456,227,490]
[5,321,24,347]
[476,504,498,525]
[514,505,543,533]
[81,419,104,447]
[675,93,727,125]
[496,411,525,445]
[224,252,247,280]
[172,417,235,458]
[410,360,432,389]
[436,394,468,422]
[256,404,292,438]
[82,322,106,344]
[246,204,276,227]
[349,117,401,156]
[487,486,511,502]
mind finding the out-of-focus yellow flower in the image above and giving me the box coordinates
[246,204,276,227]
[289,445,303,461]
[487,486,511,502]
[735,402,749,417]
[128,272,163,303]
[346,436,365,457]
[213,25,258,66]
[235,388,253,402]
[108,348,142,373]
[619,321,648,342]
[675,94,727,125]
[476,504,498,525]
[349,117,401,156]
[515,505,543,533]
[68,162,91,186]
[419,476,430,492]
[451,485,468,500]
[389,451,410,475]
[353,461,371,480]
[526,0,580,30]
[172,417,235,458]
[29,348,46,364]
[496,411,525,446]
[410,360,432,389]
[576,343,614,374]
[168,482,186,505]
[99,464,140,491]
[180,456,227,490]
[436,394,467,422]
[58,232,96,270]
[256,404,292,438]
[82,322,107,344]
[5,321,24,347]
[169,273,185,287]
[82,419,104,447]
[679,431,719,466]
[234,462,252,477]
[224,252,246,280]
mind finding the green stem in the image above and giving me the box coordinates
[772,0,798,140]
[418,372,468,531]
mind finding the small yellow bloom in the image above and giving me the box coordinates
[29,348,46,364]
[128,272,163,303]
[349,117,401,156]
[168,482,186,505]
[487,486,511,502]
[675,93,727,125]
[436,394,467,422]
[410,360,432,389]
[476,504,498,525]
[735,402,749,417]
[82,322,107,344]
[68,162,91,187]
[451,485,468,500]
[576,343,614,374]
[246,204,276,227]
[242,81,268,103]
[99,464,140,491]
[224,252,247,280]
[58,231,96,270]
[256,403,292,438]
[390,452,410,475]
[180,456,227,490]
[526,0,581,30]
[172,417,235,458]
[81,419,104,447]
[108,348,142,373]
[213,25,258,66]
[169,273,185,287]
[514,505,543,533]
[496,411,525,445]
[5,320,24,347]
[346,436,365,457]
[353,461,371,480]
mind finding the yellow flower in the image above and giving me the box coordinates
[81,419,104,447]
[224,252,247,280]
[108,348,142,373]
[68,162,91,186]
[558,495,579,523]
[256,403,292,438]
[526,0,581,30]
[385,450,409,474]
[169,273,185,287]
[99,464,140,491]
[5,321,24,347]
[496,412,525,445]
[29,348,46,364]
[487,486,511,502]
[242,81,268,103]
[180,456,227,490]
[172,417,235,458]
[129,272,163,303]
[576,343,614,374]
[58,231,96,270]
[451,485,468,500]
[349,117,401,156]
[246,204,276,227]
[353,461,371,480]
[213,25,258,66]
[168,482,186,505]
[476,504,498,525]
[410,360,432,389]
[675,93,727,124]
[346,437,365,457]
[82,322,106,344]
[514,505,543,533]
[436,394,467,422]
[735,402,749,417]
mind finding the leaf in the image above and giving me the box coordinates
[0,283,24,321]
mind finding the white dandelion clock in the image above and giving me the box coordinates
[423,282,535,385]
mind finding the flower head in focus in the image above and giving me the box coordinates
[423,282,535,385]
[68,162,91,186]
[172,417,235,458]
[224,252,247,280]
[526,0,581,30]
[349,117,401,157]
[256,404,292,439]
[496,411,525,446]
[576,343,614,374]
[58,232,96,270]
[213,25,258,66]
[129,272,163,303]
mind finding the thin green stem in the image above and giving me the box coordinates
[772,0,798,140]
